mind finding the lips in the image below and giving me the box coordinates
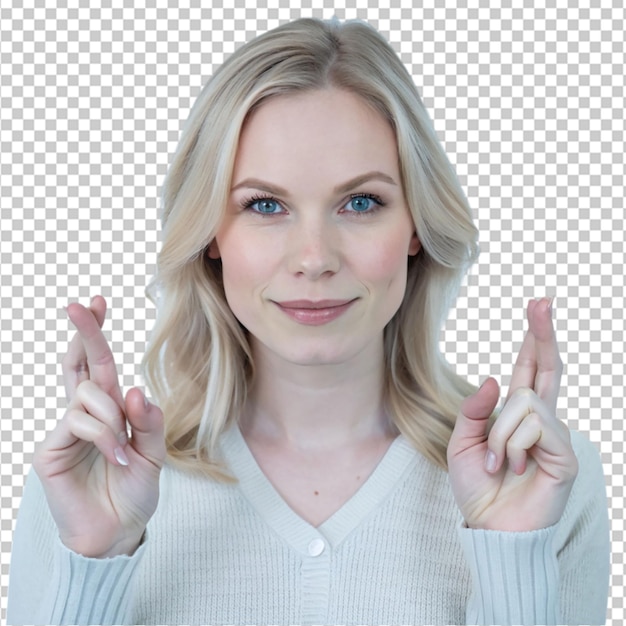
[277,299,355,309]
[273,299,357,325]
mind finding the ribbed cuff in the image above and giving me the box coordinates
[458,524,560,626]
[37,534,147,625]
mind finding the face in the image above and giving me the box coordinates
[210,88,420,367]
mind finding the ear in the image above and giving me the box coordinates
[207,239,221,259]
[408,232,421,256]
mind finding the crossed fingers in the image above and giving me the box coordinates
[61,295,124,410]
[505,297,562,415]
[486,297,570,475]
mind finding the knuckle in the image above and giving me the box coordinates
[93,423,112,445]
[62,407,114,448]
[504,437,515,453]
[512,386,535,400]
[75,378,96,393]
[74,381,125,422]
[63,407,84,429]
[73,379,94,404]
[92,350,115,367]
[505,438,521,457]
[487,426,507,452]
[62,360,89,387]
[66,394,82,411]
[524,411,543,429]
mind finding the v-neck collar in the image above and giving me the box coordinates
[220,425,418,554]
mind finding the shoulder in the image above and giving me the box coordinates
[158,461,236,499]
[151,461,242,527]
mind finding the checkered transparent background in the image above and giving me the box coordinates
[1,1,624,623]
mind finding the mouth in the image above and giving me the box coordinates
[273,299,357,325]
[276,299,356,309]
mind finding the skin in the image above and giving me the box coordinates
[210,89,421,523]
[448,296,578,530]
[33,88,577,558]
[33,296,165,557]
[211,89,420,370]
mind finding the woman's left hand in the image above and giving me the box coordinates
[447,297,579,531]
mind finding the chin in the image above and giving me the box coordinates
[275,337,379,368]
[280,348,350,367]
[250,332,384,369]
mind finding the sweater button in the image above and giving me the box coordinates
[308,538,325,557]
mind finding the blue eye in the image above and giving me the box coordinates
[255,199,280,214]
[240,192,384,216]
[345,194,384,214]
[242,195,283,215]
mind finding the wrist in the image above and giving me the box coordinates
[97,530,146,558]
[61,529,146,559]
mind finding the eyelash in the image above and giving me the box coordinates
[239,194,279,213]
[239,193,386,216]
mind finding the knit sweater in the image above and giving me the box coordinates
[8,427,610,625]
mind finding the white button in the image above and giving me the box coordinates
[308,538,325,557]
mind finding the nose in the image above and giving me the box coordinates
[286,216,341,279]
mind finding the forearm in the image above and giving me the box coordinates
[9,535,145,626]
[459,524,560,626]
[44,536,144,625]
[7,468,145,626]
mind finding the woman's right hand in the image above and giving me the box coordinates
[33,295,166,558]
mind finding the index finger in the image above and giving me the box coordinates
[506,297,562,414]
[62,296,106,401]
[65,301,124,409]
[530,296,562,413]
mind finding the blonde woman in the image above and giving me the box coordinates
[8,18,609,625]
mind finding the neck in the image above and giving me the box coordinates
[240,340,395,450]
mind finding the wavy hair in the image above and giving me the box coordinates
[142,17,480,479]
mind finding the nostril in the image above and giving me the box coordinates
[288,237,341,278]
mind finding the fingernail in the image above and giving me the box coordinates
[485,450,497,472]
[547,296,555,314]
[114,447,129,466]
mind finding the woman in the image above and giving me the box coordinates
[8,17,609,625]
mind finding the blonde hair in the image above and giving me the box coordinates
[143,17,480,479]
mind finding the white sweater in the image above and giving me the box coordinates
[8,427,610,625]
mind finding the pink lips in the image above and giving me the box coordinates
[274,299,357,325]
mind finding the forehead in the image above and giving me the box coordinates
[232,88,400,185]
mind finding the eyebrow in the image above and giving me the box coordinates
[230,171,398,196]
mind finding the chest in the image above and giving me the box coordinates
[244,436,394,527]
[135,458,470,624]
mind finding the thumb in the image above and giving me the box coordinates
[124,387,166,467]
[451,378,500,445]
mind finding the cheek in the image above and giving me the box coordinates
[217,230,278,297]
[355,230,413,286]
